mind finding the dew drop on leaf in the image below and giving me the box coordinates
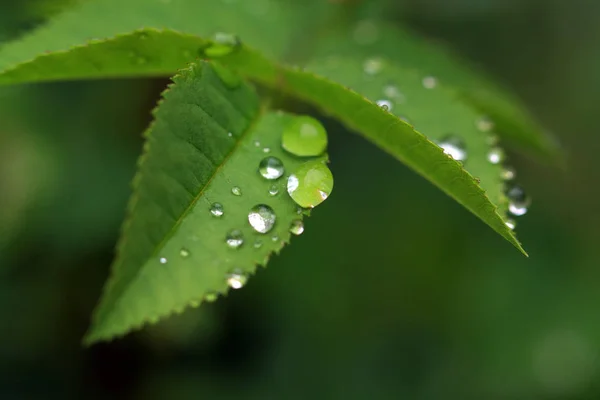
[502,166,516,181]
[248,204,277,234]
[253,239,263,249]
[204,32,241,57]
[506,184,531,216]
[287,161,334,208]
[254,140,261,147]
[505,219,517,230]
[363,58,383,75]
[210,202,224,217]
[228,132,233,137]
[263,147,271,153]
[476,116,494,132]
[281,116,328,157]
[231,186,242,196]
[289,220,305,235]
[227,270,248,289]
[258,156,285,180]
[487,147,505,164]
[159,257,168,264]
[268,184,279,196]
[205,292,218,302]
[225,230,244,249]
[376,99,393,111]
[179,248,190,258]
[438,135,468,162]
[422,76,438,89]
[271,235,279,242]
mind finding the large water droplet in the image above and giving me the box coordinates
[268,184,279,196]
[226,230,244,248]
[227,270,248,289]
[248,204,276,234]
[506,185,531,216]
[287,161,334,208]
[289,220,305,235]
[477,116,494,132]
[259,156,285,180]
[438,135,468,161]
[422,76,438,89]
[376,99,393,112]
[487,147,505,164]
[282,116,328,157]
[210,202,224,217]
[363,58,383,75]
[179,248,190,258]
[231,186,242,196]
[204,32,241,57]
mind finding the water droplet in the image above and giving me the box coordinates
[376,99,393,112]
[383,84,405,102]
[228,132,233,137]
[487,147,505,164]
[232,186,242,196]
[353,20,379,45]
[268,184,279,196]
[271,235,279,242]
[179,248,190,258]
[422,76,437,89]
[506,185,531,216]
[477,116,494,132]
[282,116,328,157]
[363,58,383,75]
[226,230,244,248]
[258,156,285,180]
[254,140,261,147]
[438,135,467,161]
[262,147,271,153]
[205,292,218,302]
[159,257,168,264]
[505,219,516,230]
[287,161,334,208]
[253,239,263,249]
[227,270,248,289]
[289,220,304,235]
[502,166,516,181]
[248,204,276,234]
[210,202,224,217]
[204,32,241,57]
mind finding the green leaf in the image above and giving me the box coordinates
[0,27,525,254]
[313,22,559,159]
[85,61,325,344]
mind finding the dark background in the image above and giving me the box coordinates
[1,0,599,398]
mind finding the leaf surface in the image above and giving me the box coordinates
[85,61,321,343]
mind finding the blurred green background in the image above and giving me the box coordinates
[1,0,599,399]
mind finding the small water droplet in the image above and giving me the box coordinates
[263,147,271,153]
[376,99,393,112]
[477,116,494,132]
[289,220,305,235]
[254,140,261,147]
[248,204,277,234]
[227,270,248,289]
[258,156,285,180]
[506,185,531,216]
[232,186,242,196]
[501,166,516,181]
[438,135,468,161]
[353,20,379,45]
[205,292,218,302]
[487,147,505,164]
[159,257,168,264]
[505,219,516,230]
[228,132,233,137]
[383,84,405,102]
[268,184,279,196]
[363,58,383,75]
[287,161,334,208]
[422,76,437,89]
[271,235,279,242]
[204,32,241,57]
[210,202,224,217]
[179,248,190,258]
[282,116,328,157]
[253,239,263,249]
[226,230,244,248]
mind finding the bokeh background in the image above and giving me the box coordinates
[1,0,599,398]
